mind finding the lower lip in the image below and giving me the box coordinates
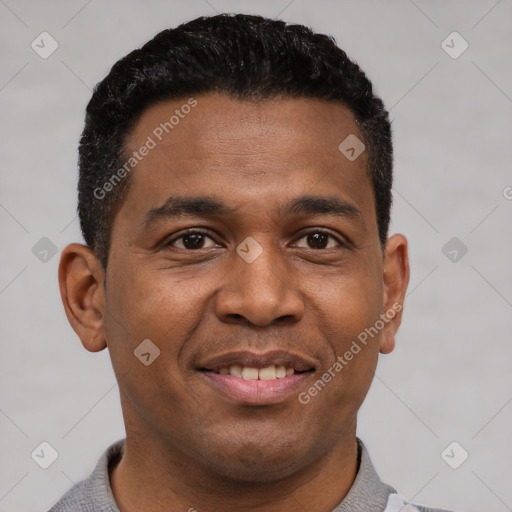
[200,371,313,405]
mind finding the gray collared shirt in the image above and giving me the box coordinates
[48,438,453,512]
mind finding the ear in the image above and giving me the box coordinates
[58,243,107,352]
[379,234,410,355]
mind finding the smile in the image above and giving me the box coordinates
[198,350,316,405]
[214,364,296,380]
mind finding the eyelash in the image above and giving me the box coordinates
[165,229,347,250]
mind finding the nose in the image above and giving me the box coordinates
[214,240,305,327]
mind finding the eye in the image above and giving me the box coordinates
[166,230,218,250]
[294,230,345,250]
[165,229,346,251]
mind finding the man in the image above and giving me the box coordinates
[51,12,452,512]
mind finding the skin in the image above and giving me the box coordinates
[59,92,409,512]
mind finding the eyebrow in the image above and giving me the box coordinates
[142,194,363,229]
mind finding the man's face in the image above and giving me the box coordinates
[100,93,395,480]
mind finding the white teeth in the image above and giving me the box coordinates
[222,365,295,379]
[259,365,276,380]
[275,365,287,378]
[241,367,259,380]
[230,365,243,378]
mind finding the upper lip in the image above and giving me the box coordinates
[198,350,316,373]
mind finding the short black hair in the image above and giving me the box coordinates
[78,13,393,269]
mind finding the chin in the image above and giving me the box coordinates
[195,435,312,484]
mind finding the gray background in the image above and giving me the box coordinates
[1,1,511,511]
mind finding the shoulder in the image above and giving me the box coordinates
[47,440,124,512]
[351,439,460,512]
[47,479,94,512]
[383,492,458,512]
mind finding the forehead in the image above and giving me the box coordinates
[118,92,374,229]
[127,93,363,162]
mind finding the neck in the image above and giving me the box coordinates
[110,428,359,512]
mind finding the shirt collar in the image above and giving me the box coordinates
[76,437,395,512]
[331,438,396,512]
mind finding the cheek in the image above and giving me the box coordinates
[102,268,206,431]
[105,266,205,344]
[316,260,382,343]
[310,264,382,399]
[102,265,216,401]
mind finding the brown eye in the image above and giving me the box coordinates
[295,230,343,250]
[307,232,329,249]
[167,231,217,250]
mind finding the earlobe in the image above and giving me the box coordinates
[379,234,410,355]
[58,243,108,352]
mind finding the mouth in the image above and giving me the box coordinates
[197,350,316,405]
[209,364,299,380]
